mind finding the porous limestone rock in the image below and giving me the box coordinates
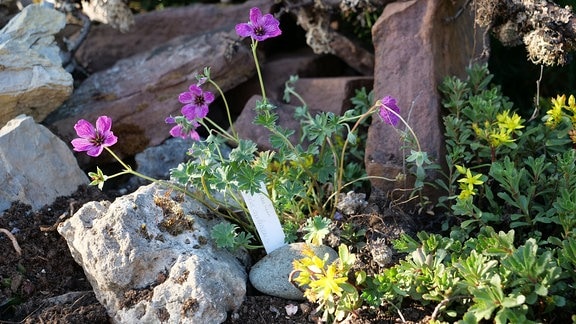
[249,243,338,300]
[0,115,87,213]
[0,4,73,127]
[58,183,248,324]
[365,0,486,202]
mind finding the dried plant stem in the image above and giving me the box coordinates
[0,228,22,256]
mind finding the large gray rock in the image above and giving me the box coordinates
[58,183,248,323]
[365,0,486,201]
[249,243,338,300]
[0,115,87,213]
[0,4,73,127]
[44,28,256,167]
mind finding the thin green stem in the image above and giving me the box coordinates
[285,86,307,108]
[380,102,422,152]
[208,79,238,139]
[200,118,238,143]
[251,40,267,102]
[334,105,377,210]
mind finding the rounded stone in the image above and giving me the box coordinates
[248,243,338,300]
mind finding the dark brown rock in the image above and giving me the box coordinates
[224,48,356,117]
[75,0,271,72]
[365,0,486,202]
[233,75,372,150]
[233,95,303,151]
[44,29,256,166]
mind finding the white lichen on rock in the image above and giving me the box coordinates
[474,0,575,66]
[81,0,134,32]
[336,191,368,215]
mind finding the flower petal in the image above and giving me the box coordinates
[170,125,185,138]
[235,23,254,38]
[249,7,262,24]
[74,119,95,138]
[102,133,118,146]
[71,138,94,152]
[179,92,194,104]
[188,84,202,95]
[203,91,215,104]
[95,116,112,133]
[86,145,104,157]
[182,104,197,119]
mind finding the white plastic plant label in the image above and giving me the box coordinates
[241,182,286,254]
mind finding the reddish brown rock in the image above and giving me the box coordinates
[365,0,486,202]
[234,76,372,150]
[44,29,255,167]
[225,48,356,117]
[75,0,271,72]
[292,77,373,115]
[233,95,299,151]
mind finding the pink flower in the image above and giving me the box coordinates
[165,116,201,141]
[235,7,282,41]
[71,116,118,157]
[179,84,214,120]
[379,96,400,126]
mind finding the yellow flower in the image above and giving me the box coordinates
[458,188,474,200]
[497,110,524,132]
[489,128,514,147]
[567,94,576,113]
[545,94,566,128]
[457,167,484,191]
[308,263,347,300]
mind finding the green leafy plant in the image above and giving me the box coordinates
[210,222,258,251]
[304,64,576,323]
[70,7,420,252]
[302,216,332,245]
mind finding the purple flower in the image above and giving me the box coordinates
[379,96,401,126]
[235,7,281,41]
[165,116,201,141]
[179,84,214,120]
[71,116,118,157]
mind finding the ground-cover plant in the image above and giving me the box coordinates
[70,7,420,249]
[290,64,576,323]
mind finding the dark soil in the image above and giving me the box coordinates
[0,184,434,323]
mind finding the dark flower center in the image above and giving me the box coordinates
[91,133,105,146]
[254,26,265,36]
[194,95,206,106]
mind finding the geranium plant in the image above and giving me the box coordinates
[72,7,418,248]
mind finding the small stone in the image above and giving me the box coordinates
[369,237,394,268]
[249,242,338,300]
[336,191,368,215]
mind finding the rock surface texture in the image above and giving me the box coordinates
[76,0,270,72]
[0,4,72,127]
[365,0,486,201]
[58,183,247,323]
[0,115,87,213]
